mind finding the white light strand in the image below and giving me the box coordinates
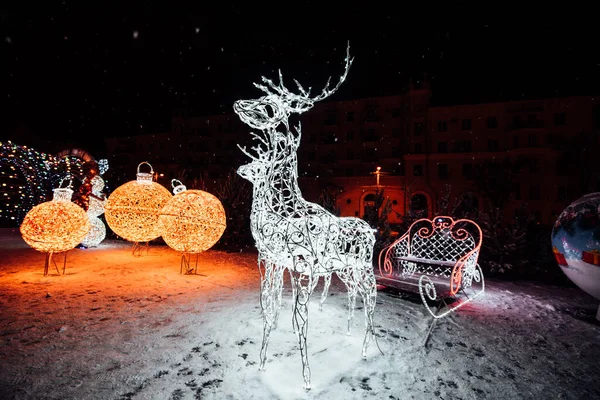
[81,175,108,247]
[235,43,377,391]
[98,159,109,176]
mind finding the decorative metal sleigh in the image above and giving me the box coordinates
[377,216,485,341]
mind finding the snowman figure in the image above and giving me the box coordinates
[80,174,108,247]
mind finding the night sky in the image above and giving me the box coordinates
[2,3,598,155]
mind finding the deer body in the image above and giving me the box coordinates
[235,44,378,390]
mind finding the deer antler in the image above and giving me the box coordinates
[252,42,353,115]
[311,42,353,103]
[236,129,274,161]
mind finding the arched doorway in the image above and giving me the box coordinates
[362,192,377,218]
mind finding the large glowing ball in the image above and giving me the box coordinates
[20,186,90,253]
[552,192,600,318]
[159,180,226,253]
[104,162,172,243]
[80,217,107,248]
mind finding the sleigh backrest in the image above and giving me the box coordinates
[406,216,482,263]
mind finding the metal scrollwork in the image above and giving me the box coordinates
[235,43,379,390]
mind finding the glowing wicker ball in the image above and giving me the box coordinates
[159,180,226,253]
[552,192,600,301]
[104,162,172,242]
[81,217,107,247]
[20,186,90,253]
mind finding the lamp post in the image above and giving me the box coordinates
[371,166,382,187]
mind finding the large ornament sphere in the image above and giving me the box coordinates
[20,187,91,253]
[159,181,226,253]
[104,163,172,243]
[551,192,600,301]
[80,217,107,248]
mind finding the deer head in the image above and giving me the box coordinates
[237,158,267,184]
[234,42,353,133]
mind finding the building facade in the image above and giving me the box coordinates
[105,83,600,226]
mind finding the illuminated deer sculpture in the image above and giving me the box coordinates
[235,44,378,390]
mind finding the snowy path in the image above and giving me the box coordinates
[0,230,599,399]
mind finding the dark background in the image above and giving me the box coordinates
[2,2,598,153]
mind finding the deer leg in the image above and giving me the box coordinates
[259,260,278,370]
[346,282,358,335]
[292,273,311,390]
[319,274,332,311]
[273,266,285,329]
[290,268,298,301]
[289,268,297,333]
[359,269,378,359]
[336,269,357,335]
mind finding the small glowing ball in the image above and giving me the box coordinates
[159,180,226,253]
[81,217,107,247]
[552,192,600,302]
[20,186,90,253]
[105,162,172,242]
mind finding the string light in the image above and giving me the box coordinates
[97,159,109,175]
[104,162,172,243]
[1,141,54,224]
[235,42,378,390]
[159,179,227,254]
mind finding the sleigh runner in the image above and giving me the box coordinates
[377,216,485,333]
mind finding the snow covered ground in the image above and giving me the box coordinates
[0,227,599,399]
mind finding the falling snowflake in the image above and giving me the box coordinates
[133,31,139,39]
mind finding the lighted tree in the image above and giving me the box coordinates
[0,141,104,226]
[0,141,55,224]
